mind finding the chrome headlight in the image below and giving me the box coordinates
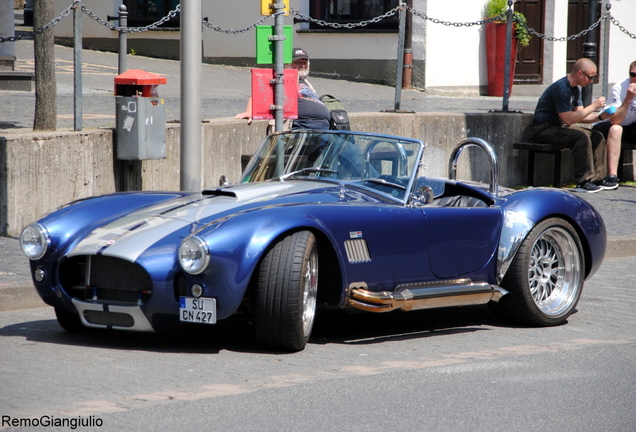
[178,236,210,275]
[20,223,50,260]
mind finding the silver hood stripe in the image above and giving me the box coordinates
[68,181,331,262]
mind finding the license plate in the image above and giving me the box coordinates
[179,297,216,324]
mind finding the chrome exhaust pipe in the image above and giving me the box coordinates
[348,279,508,313]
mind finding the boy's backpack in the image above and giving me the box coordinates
[319,94,351,130]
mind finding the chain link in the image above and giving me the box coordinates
[2,2,635,43]
[406,6,508,28]
[610,15,636,39]
[524,11,608,42]
[81,3,181,33]
[0,3,74,42]
[289,6,400,29]
[203,14,271,34]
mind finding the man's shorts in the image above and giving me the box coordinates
[593,121,636,144]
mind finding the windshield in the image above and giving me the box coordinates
[241,131,425,200]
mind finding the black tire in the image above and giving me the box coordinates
[255,231,318,352]
[55,307,87,332]
[490,218,584,326]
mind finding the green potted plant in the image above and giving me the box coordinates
[483,0,531,96]
[484,0,531,48]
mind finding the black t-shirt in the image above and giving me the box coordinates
[293,79,331,130]
[533,76,581,125]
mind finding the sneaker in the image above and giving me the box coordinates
[597,175,619,190]
[575,181,602,193]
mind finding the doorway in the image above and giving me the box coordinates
[514,0,544,84]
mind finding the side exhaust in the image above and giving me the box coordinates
[348,279,508,313]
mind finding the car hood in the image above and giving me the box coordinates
[66,180,346,262]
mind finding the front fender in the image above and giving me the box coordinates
[187,205,341,319]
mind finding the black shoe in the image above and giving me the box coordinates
[575,181,602,193]
[597,175,619,190]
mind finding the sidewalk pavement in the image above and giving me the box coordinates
[2,39,543,130]
[2,40,636,311]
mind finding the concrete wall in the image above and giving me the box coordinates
[1,112,588,238]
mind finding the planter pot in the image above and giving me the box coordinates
[486,22,517,97]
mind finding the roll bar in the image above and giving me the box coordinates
[448,138,499,196]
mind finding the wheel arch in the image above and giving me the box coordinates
[498,190,606,282]
[533,213,599,280]
[245,226,345,311]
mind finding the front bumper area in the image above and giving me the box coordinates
[72,298,154,331]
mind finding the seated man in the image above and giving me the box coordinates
[530,58,611,193]
[592,60,636,188]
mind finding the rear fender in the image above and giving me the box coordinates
[499,189,606,280]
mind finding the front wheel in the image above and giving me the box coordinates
[255,231,318,352]
[491,218,584,326]
[55,307,87,332]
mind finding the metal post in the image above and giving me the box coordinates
[180,0,202,191]
[582,0,599,106]
[501,0,514,112]
[402,0,413,90]
[273,3,285,132]
[73,0,82,131]
[393,3,406,110]
[118,4,128,74]
[601,0,611,99]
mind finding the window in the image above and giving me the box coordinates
[124,0,180,28]
[308,0,399,30]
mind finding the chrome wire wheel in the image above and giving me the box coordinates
[528,226,582,318]
[492,218,585,327]
[301,245,319,339]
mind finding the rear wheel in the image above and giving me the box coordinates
[255,231,318,352]
[491,218,584,326]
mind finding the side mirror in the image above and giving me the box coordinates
[409,185,434,207]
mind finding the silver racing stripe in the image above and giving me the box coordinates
[69,195,237,262]
[68,181,335,263]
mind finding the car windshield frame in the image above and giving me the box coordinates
[241,131,426,202]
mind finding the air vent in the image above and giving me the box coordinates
[344,239,371,263]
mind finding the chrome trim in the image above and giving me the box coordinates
[348,280,508,313]
[449,138,499,196]
[497,210,534,284]
[72,298,154,332]
[408,184,435,207]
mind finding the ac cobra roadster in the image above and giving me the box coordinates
[20,131,606,351]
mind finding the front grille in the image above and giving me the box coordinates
[60,255,153,305]
[83,310,135,327]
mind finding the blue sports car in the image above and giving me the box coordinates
[20,131,606,351]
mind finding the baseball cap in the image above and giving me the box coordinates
[292,48,309,61]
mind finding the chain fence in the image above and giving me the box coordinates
[1,2,635,44]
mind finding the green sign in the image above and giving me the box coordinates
[256,26,293,64]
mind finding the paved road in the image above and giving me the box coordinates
[1,255,635,432]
